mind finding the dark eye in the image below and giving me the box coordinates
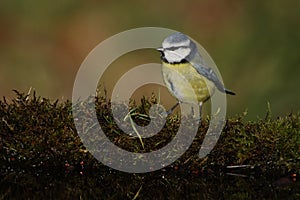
[165,46,180,51]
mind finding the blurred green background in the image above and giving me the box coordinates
[0,0,299,119]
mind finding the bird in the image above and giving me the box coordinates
[157,32,235,116]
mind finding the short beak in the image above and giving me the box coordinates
[156,47,164,52]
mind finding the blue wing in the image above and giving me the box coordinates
[191,61,235,95]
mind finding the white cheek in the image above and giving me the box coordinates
[175,48,191,58]
[164,51,183,63]
[164,48,191,63]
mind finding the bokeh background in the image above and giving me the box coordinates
[0,0,299,119]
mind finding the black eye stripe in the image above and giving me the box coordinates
[165,47,179,51]
[165,46,189,51]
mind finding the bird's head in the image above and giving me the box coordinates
[157,32,197,64]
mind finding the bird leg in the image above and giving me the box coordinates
[199,101,203,118]
[193,101,203,124]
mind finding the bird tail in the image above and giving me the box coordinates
[225,89,235,95]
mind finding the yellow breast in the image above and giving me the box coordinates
[162,62,215,103]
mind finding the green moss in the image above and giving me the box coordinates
[0,90,299,199]
[1,90,299,171]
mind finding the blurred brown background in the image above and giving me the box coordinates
[0,0,299,119]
